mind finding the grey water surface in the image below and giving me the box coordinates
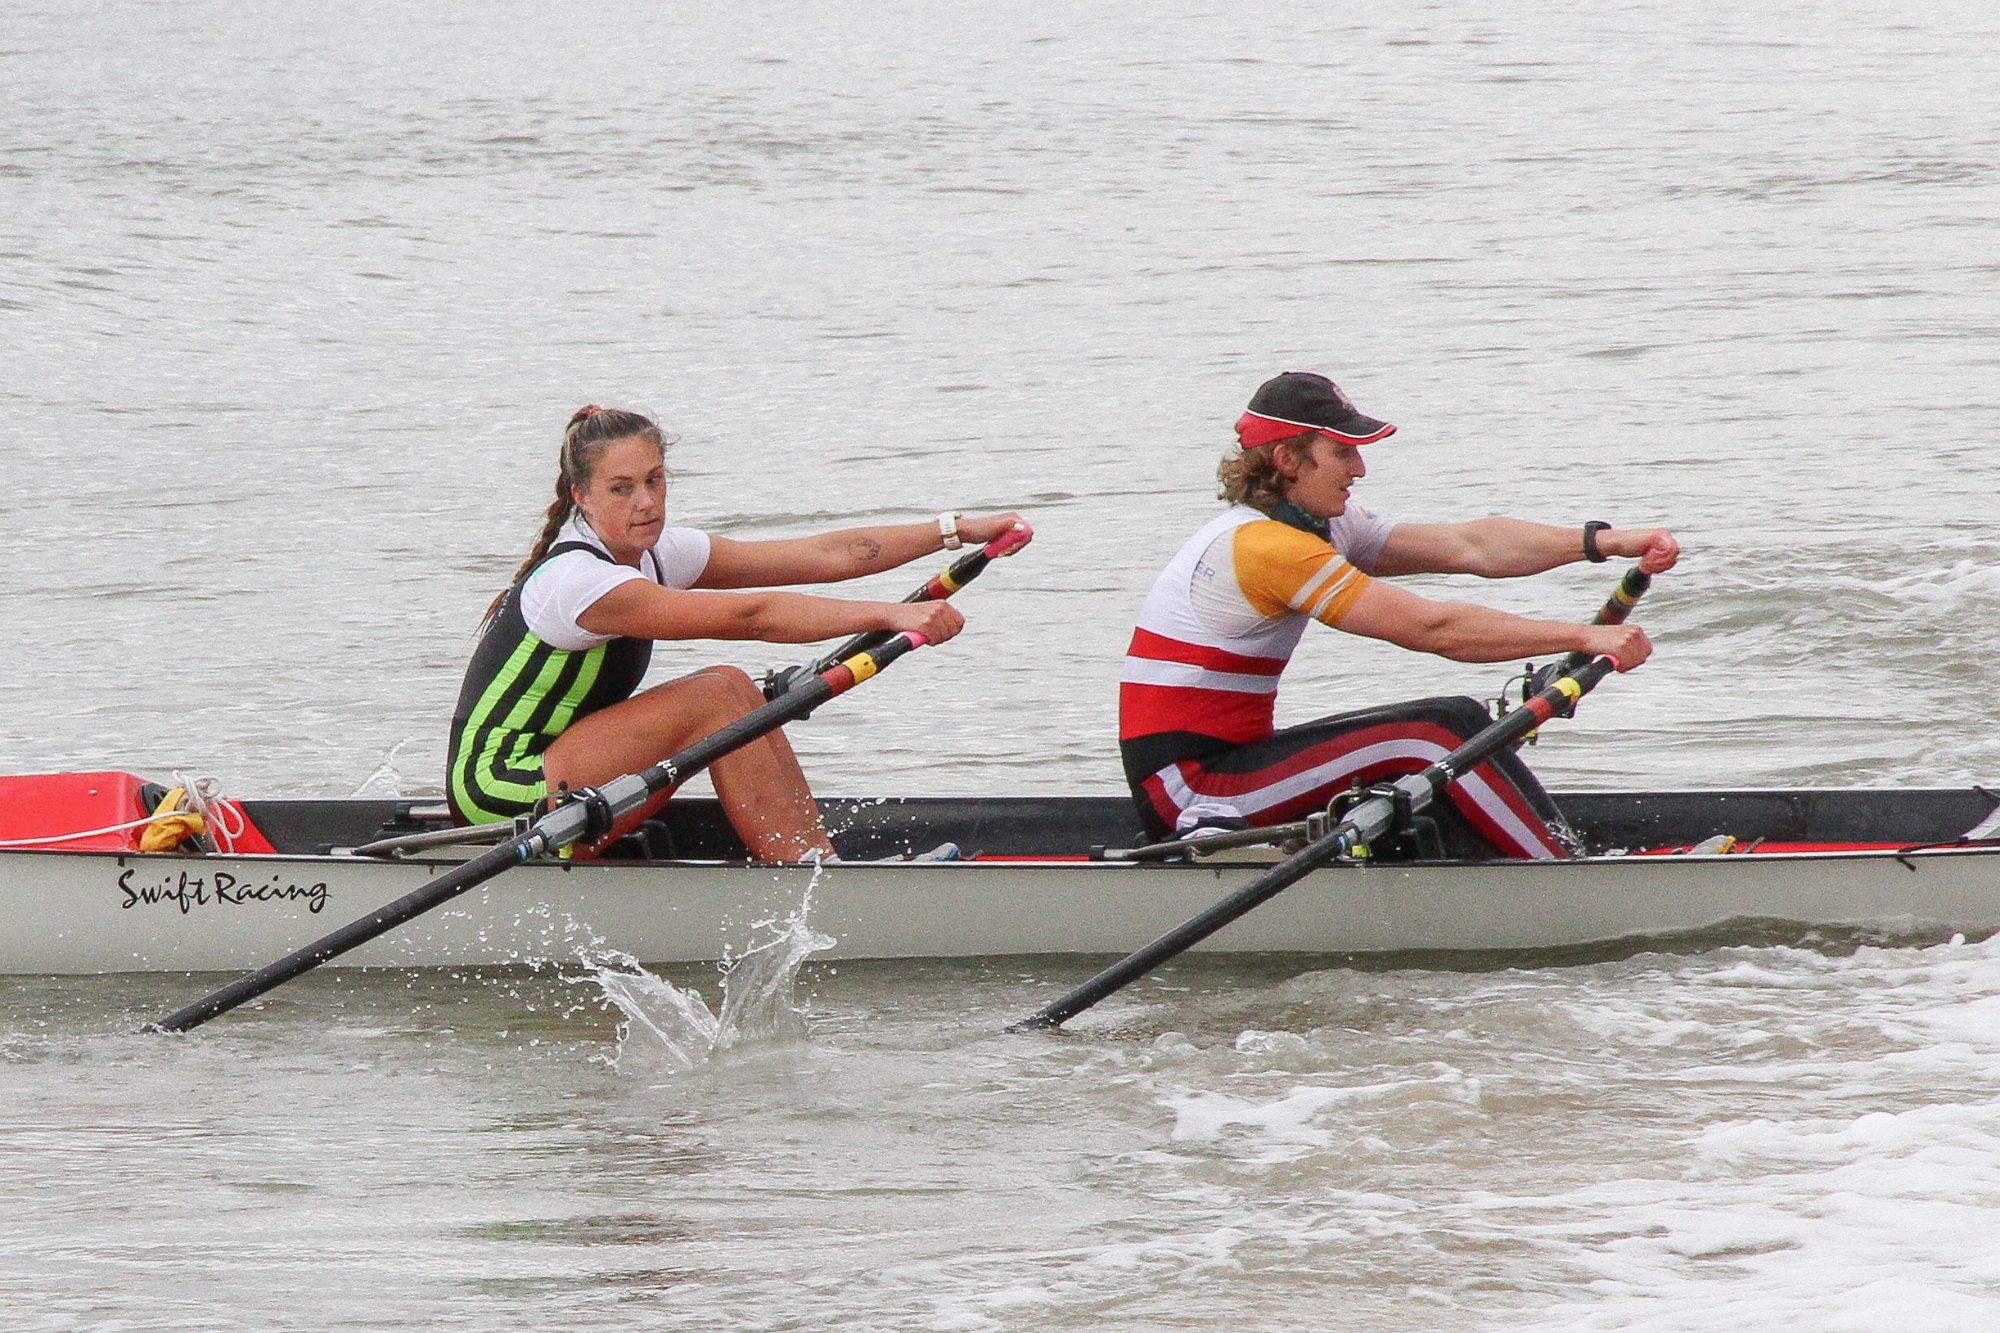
[4,1,2000,1329]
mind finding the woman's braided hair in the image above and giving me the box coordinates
[484,405,670,621]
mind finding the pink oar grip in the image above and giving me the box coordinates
[982,521,1033,559]
[901,631,931,649]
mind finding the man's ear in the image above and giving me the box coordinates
[1273,440,1310,480]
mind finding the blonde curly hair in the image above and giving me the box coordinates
[1216,432,1318,513]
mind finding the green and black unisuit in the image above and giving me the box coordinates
[446,542,657,824]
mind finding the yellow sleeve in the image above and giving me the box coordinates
[1232,520,1373,627]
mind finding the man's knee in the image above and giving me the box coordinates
[1432,695,1495,737]
[1379,694,1494,740]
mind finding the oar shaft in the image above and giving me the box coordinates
[1013,828,1355,1031]
[147,631,932,1035]
[146,837,531,1034]
[1011,654,1618,1032]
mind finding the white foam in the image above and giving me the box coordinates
[578,872,835,1075]
[1468,938,2000,1329]
[1164,1064,1482,1162]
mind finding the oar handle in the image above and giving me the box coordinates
[782,523,1032,689]
[1010,654,1619,1032]
[1558,565,1651,673]
[146,631,936,1036]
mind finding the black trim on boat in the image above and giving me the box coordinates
[227,788,2000,864]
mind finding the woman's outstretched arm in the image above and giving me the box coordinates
[577,581,966,646]
[695,512,1030,588]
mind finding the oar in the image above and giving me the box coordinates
[1009,652,1624,1032]
[1562,565,1650,671]
[1515,563,1651,724]
[147,629,939,1035]
[767,521,1033,698]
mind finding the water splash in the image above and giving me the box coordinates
[714,911,836,1051]
[348,738,421,798]
[589,961,722,1073]
[578,871,835,1074]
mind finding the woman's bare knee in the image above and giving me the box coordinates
[684,665,765,714]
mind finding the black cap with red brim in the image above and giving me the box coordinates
[1234,371,1396,448]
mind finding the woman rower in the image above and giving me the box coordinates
[448,404,1031,862]
[1120,371,1679,858]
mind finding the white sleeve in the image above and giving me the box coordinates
[1325,504,1397,575]
[518,552,647,651]
[650,527,712,589]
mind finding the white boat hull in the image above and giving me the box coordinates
[6,842,1998,975]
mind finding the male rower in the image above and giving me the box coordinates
[1119,370,1680,858]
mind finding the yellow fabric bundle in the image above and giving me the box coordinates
[138,786,208,853]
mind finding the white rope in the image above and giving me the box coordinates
[170,772,247,853]
[0,813,164,849]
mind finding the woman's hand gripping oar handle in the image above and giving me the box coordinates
[1009,654,1622,1033]
[766,522,1034,699]
[145,631,939,1036]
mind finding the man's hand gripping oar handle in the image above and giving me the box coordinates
[767,521,1034,698]
[1009,652,1622,1034]
[1513,564,1651,712]
[1562,565,1651,671]
[145,631,939,1036]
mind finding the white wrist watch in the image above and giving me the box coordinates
[937,511,963,550]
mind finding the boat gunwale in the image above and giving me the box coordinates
[10,840,1998,872]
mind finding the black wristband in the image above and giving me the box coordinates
[1582,521,1611,563]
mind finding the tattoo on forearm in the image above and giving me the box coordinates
[851,537,884,562]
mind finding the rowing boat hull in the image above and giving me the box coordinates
[6,836,1998,974]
